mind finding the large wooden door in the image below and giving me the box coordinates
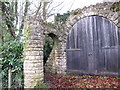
[66,16,120,75]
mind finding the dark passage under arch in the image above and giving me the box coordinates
[66,16,120,76]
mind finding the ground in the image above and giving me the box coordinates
[45,72,119,88]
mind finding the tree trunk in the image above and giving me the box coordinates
[1,2,16,39]
[19,0,29,34]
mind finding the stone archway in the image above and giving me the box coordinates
[24,2,120,88]
[58,2,120,76]
[44,33,59,73]
[66,15,120,76]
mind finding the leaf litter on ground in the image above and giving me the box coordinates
[45,72,119,88]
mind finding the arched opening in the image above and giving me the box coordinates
[66,16,120,76]
[44,33,59,73]
[43,34,54,66]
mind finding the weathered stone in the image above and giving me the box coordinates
[110,12,119,21]
[24,2,120,88]
[114,19,119,25]
[117,22,120,28]
[107,12,115,20]
[24,16,44,88]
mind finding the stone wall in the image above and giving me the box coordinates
[45,2,120,75]
[44,24,67,74]
[45,33,59,73]
[24,2,120,88]
[57,2,120,74]
[24,16,44,88]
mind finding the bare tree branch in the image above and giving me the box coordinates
[35,2,42,16]
[42,2,49,21]
[15,0,18,27]
[46,5,64,20]
[1,2,16,39]
[46,0,53,11]
[47,1,64,16]
[19,0,29,35]
[68,0,75,11]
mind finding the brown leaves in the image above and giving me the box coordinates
[45,72,119,88]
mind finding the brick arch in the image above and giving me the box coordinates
[57,2,120,75]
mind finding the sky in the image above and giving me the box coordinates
[45,0,104,21]
[53,0,104,14]
[27,0,119,22]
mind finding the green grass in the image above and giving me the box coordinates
[35,83,50,89]
[68,74,80,77]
